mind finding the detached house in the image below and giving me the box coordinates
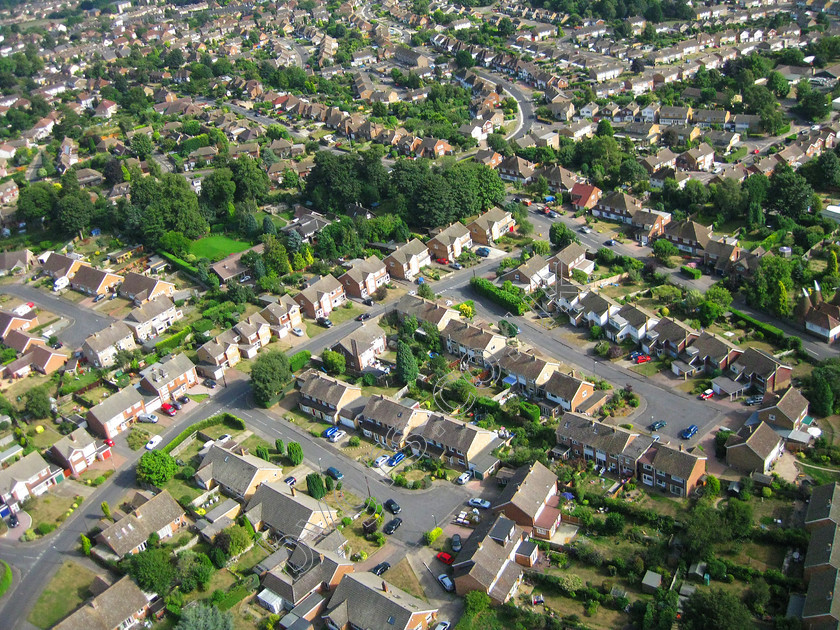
[672,331,741,378]
[0,452,63,513]
[260,296,303,336]
[97,490,186,558]
[395,295,460,332]
[245,482,338,542]
[427,223,472,261]
[643,317,699,358]
[297,370,363,427]
[570,183,602,210]
[69,266,123,296]
[329,324,386,372]
[139,353,197,407]
[492,461,561,539]
[196,445,283,500]
[53,576,153,630]
[118,272,175,304]
[384,239,432,281]
[550,242,593,279]
[467,207,516,245]
[42,252,89,281]
[663,220,714,255]
[82,322,137,367]
[757,386,809,431]
[294,275,346,319]
[500,255,555,294]
[442,320,505,365]
[592,191,643,224]
[338,256,389,299]
[679,142,715,171]
[50,427,110,476]
[498,156,535,183]
[606,304,659,344]
[718,347,792,395]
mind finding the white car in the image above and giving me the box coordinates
[433,623,451,630]
[216,434,232,444]
[328,430,346,443]
[145,435,162,450]
[456,472,472,485]
[374,455,389,468]
[437,574,455,592]
[468,498,491,509]
[138,414,158,424]
[292,327,305,337]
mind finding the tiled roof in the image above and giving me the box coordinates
[99,491,184,557]
[807,483,840,526]
[650,444,705,480]
[493,461,557,520]
[196,445,282,498]
[53,576,149,630]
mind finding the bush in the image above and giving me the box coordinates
[0,561,11,597]
[681,265,702,279]
[289,350,311,372]
[154,326,192,352]
[730,308,788,347]
[348,436,360,447]
[519,401,540,422]
[424,527,443,545]
[470,277,528,315]
[35,522,56,536]
[163,414,245,454]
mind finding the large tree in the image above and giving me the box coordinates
[136,451,178,486]
[230,156,268,203]
[680,588,752,630]
[17,181,57,222]
[24,386,51,418]
[250,350,291,406]
[767,164,813,220]
[395,340,419,385]
[125,547,175,594]
[175,604,233,630]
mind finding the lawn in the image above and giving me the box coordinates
[188,393,209,403]
[28,424,63,450]
[304,303,363,337]
[183,568,237,604]
[24,493,77,529]
[230,543,271,575]
[160,475,204,507]
[385,558,427,601]
[190,236,252,262]
[629,359,665,377]
[282,408,334,438]
[28,561,98,629]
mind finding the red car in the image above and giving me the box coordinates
[436,552,454,565]
[699,389,715,400]
[104,438,115,447]
[436,258,449,265]
[635,355,652,364]
[161,403,177,417]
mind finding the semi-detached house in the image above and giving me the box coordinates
[86,386,146,439]
[195,445,283,500]
[492,461,562,540]
[384,239,431,281]
[97,490,186,558]
[0,452,63,514]
[123,296,182,342]
[427,223,472,261]
[82,321,137,367]
[357,395,428,449]
[297,370,363,428]
[338,256,389,299]
[329,324,386,372]
[118,271,175,304]
[442,320,506,365]
[467,207,516,245]
[294,275,346,319]
[138,353,197,409]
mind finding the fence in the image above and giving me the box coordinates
[586,272,628,290]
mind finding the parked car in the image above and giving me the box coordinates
[437,574,455,592]
[699,389,714,400]
[161,403,176,417]
[680,425,699,439]
[93,294,106,303]
[648,421,666,431]
[203,378,217,389]
[292,327,305,337]
[371,562,391,576]
[635,355,652,364]
[172,400,183,410]
[328,429,346,443]
[8,513,19,528]
[317,317,333,328]
[177,396,190,405]
[145,435,162,450]
[436,552,454,565]
[604,239,617,246]
[456,472,472,485]
[745,396,763,406]
[322,427,339,439]
[433,623,451,630]
[356,313,371,321]
[475,247,490,257]
[468,498,491,509]
[629,350,644,360]
[284,476,297,486]
[383,517,402,534]
[326,466,344,480]
[386,452,405,467]
[104,438,115,447]
[450,262,463,270]
[384,499,401,514]
[436,258,449,265]
[374,455,389,468]
[217,434,232,444]
[451,534,462,552]
[138,413,158,424]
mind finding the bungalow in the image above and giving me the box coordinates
[86,386,146,439]
[0,249,36,276]
[492,461,561,539]
[0,309,38,339]
[395,295,461,332]
[294,275,347,319]
[0,452,63,513]
[338,256,389,299]
[260,296,303,336]
[329,324,386,372]
[427,223,472,262]
[82,322,137,368]
[50,427,110,476]
[53,576,154,630]
[725,421,783,474]
[118,272,175,304]
[210,244,265,285]
[97,490,186,558]
[195,445,283,500]
[384,239,432,281]
[42,252,89,280]
[245,482,338,542]
[124,297,183,342]
[4,345,68,378]
[467,207,516,245]
[358,395,429,448]
[297,370,363,427]
[442,320,506,365]
[70,266,123,296]
[499,255,555,294]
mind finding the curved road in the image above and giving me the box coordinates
[472,69,534,140]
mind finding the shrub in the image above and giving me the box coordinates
[341,517,352,528]
[35,522,56,536]
[0,561,11,597]
[681,265,702,279]
[730,308,788,347]
[424,527,443,545]
[289,350,311,372]
[519,401,541,423]
[348,436,361,447]
[470,277,528,315]
[154,326,192,352]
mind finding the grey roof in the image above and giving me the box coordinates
[649,317,696,345]
[140,353,196,388]
[0,452,51,494]
[196,445,282,498]
[87,386,144,424]
[442,319,503,351]
[429,222,470,247]
[575,291,614,316]
[613,303,654,329]
[71,265,121,291]
[262,543,350,606]
[732,347,788,380]
[84,321,134,353]
[452,513,522,597]
[771,387,809,421]
[119,272,172,301]
[124,296,175,324]
[804,566,840,621]
[323,572,437,630]
[50,427,97,461]
[295,274,342,305]
[498,350,556,382]
[298,371,361,407]
[360,395,426,433]
[493,461,557,520]
[42,252,85,276]
[685,331,737,362]
[331,323,385,358]
[552,242,588,266]
[98,490,184,557]
[412,413,495,456]
[807,483,840,526]
[339,255,386,285]
[386,238,429,265]
[543,370,588,403]
[245,482,336,539]
[650,444,705,480]
[557,413,636,456]
[804,522,840,572]
[53,576,150,630]
[395,295,457,327]
[725,421,781,460]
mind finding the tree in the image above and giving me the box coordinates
[705,475,721,497]
[125,547,175,594]
[549,222,579,248]
[596,119,614,137]
[175,604,233,630]
[306,472,326,500]
[800,91,829,122]
[449,378,476,403]
[230,156,269,203]
[215,525,251,557]
[80,534,91,555]
[200,168,236,217]
[24,386,50,418]
[101,501,111,520]
[250,350,291,405]
[828,251,839,277]
[652,239,678,264]
[705,285,732,309]
[130,134,154,160]
[455,50,474,68]
[680,588,752,630]
[287,442,304,466]
[324,474,334,492]
[774,280,791,317]
[261,216,277,236]
[321,350,346,375]
[16,181,57,222]
[136,451,178,486]
[395,340,419,385]
[768,164,813,220]
[722,499,754,535]
[810,371,835,417]
[56,193,94,234]
[177,551,215,593]
[275,439,285,456]
[464,590,491,616]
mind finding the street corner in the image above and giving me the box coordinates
[1,509,30,542]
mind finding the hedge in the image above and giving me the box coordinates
[470,277,528,315]
[424,527,443,545]
[0,560,11,598]
[155,326,192,352]
[519,400,541,423]
[730,308,801,350]
[475,396,501,414]
[681,265,701,279]
[217,575,259,611]
[289,350,311,372]
[180,134,211,155]
[157,250,198,275]
[163,413,246,454]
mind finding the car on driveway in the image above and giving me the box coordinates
[328,430,346,443]
[326,466,344,480]
[284,476,296,486]
[374,455,389,468]
[8,513,19,528]
[384,499,401,514]
[203,378,217,389]
[387,452,405,467]
[322,427,338,439]
[138,413,158,423]
[475,247,490,257]
[635,354,652,364]
[699,389,714,400]
[356,313,371,321]
[292,327,305,337]
[383,517,402,534]
[172,400,182,410]
[436,552,454,564]
[456,472,472,485]
[177,396,190,405]
[451,534,462,552]
[371,562,390,576]
[450,262,463,270]
[468,498,491,509]
[104,438,115,447]
[217,434,232,444]
[629,350,644,360]
[437,574,455,592]
[161,403,176,417]
[436,258,449,265]
[145,435,162,450]
[317,317,333,328]
[433,623,451,630]
[745,396,763,406]
[680,425,699,439]
[648,421,666,431]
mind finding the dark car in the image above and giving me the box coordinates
[648,421,666,431]
[317,317,334,328]
[604,239,617,246]
[93,294,106,303]
[384,499,401,514]
[384,517,402,534]
[177,395,190,405]
[172,400,183,410]
[8,513,19,528]
[362,298,374,306]
[451,533,462,552]
[326,466,344,481]
[680,425,699,440]
[371,562,391,576]
[356,313,371,321]
[284,476,297,486]
[203,378,217,389]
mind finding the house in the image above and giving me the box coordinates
[94,99,118,118]
[139,353,197,406]
[294,275,347,319]
[322,572,439,630]
[725,421,783,474]
[210,244,265,285]
[0,249,37,276]
[807,483,840,531]
[70,266,123,296]
[606,304,659,344]
[0,309,38,339]
[297,370,363,427]
[757,387,809,431]
[643,317,699,358]
[556,414,647,476]
[338,256,389,299]
[703,240,742,276]
[358,396,428,448]
[42,252,89,280]
[803,521,840,580]
[260,296,303,336]
[593,191,643,224]
[86,386,146,439]
[803,565,840,628]
[497,351,558,397]
[492,461,561,539]
[197,334,241,378]
[663,220,714,255]
[4,345,68,379]
[124,297,183,342]
[97,490,186,557]
[409,413,503,476]
[550,242,593,279]
[564,290,619,328]
[196,445,283,500]
[3,329,45,355]
[671,331,741,378]
[570,183,602,210]
[541,370,600,417]
[384,239,432,281]
[0,180,18,205]
[498,155,535,183]
[451,515,530,605]
[467,207,516,245]
[427,223,472,261]
[538,165,578,193]
[638,443,707,497]
[0,452,63,513]
[118,272,175,304]
[692,109,730,128]
[395,295,460,332]
[722,347,792,394]
[659,106,692,126]
[82,322,137,367]
[441,320,506,365]
[500,255,555,295]
[53,576,153,630]
[641,148,678,174]
[50,427,110,476]
[680,142,716,171]
[330,324,386,373]
[246,482,338,541]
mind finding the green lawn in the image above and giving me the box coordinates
[28,561,98,628]
[629,359,665,377]
[189,236,252,262]
[304,303,363,337]
[24,493,77,529]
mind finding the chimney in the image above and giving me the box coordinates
[382,581,388,593]
[69,433,76,442]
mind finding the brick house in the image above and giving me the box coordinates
[0,452,63,513]
[757,387,809,431]
[294,275,346,319]
[549,242,594,279]
[245,482,338,543]
[663,220,714,255]
[50,427,110,476]
[69,266,123,296]
[86,387,146,439]
[408,413,503,475]
[384,239,431,281]
[338,256,389,299]
[330,324,386,372]
[357,395,428,448]
[53,576,153,630]
[467,207,516,245]
[195,445,283,500]
[124,297,183,342]
[427,223,472,261]
[442,320,506,365]
[82,322,138,368]
[606,304,659,344]
[395,295,460,332]
[569,183,602,210]
[260,296,303,336]
[118,272,175,304]
[492,461,562,539]
[138,353,197,407]
[97,490,186,557]
[724,347,792,394]
[297,370,363,427]
[637,443,706,497]
[725,421,783,474]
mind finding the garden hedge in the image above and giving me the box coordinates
[470,277,528,315]
[157,250,198,275]
[163,413,246,454]
[155,326,192,352]
[0,560,11,597]
[730,308,801,350]
[289,350,311,372]
[680,265,702,279]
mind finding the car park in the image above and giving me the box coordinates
[436,552,454,564]
[383,517,402,534]
[468,498,491,509]
[322,427,339,439]
[371,562,390,576]
[284,476,297,486]
[387,452,405,467]
[356,313,371,321]
[161,403,176,417]
[648,421,666,431]
[138,414,158,423]
[328,430,346,443]
[145,435,162,450]
[699,389,714,400]
[451,533,462,552]
[384,499,401,514]
[326,466,344,480]
[437,574,455,592]
[680,425,699,439]
[456,472,472,485]
[374,455,389,468]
